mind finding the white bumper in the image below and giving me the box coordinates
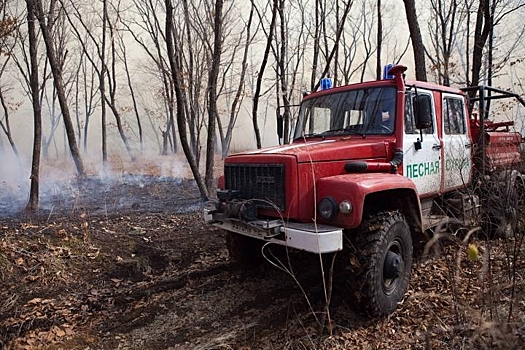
[204,208,343,254]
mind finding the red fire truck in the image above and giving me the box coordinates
[204,65,525,316]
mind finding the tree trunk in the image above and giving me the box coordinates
[105,97,136,161]
[25,0,42,211]
[222,2,254,158]
[403,0,427,81]
[106,11,135,162]
[277,0,291,144]
[101,0,108,164]
[251,0,278,149]
[376,0,383,80]
[471,0,492,89]
[34,0,84,176]
[165,0,208,200]
[310,0,321,91]
[205,0,224,195]
[122,39,144,153]
[312,0,353,91]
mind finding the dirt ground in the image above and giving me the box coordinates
[1,174,525,349]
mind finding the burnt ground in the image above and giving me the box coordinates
[1,175,525,349]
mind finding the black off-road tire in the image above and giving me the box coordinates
[350,210,413,316]
[225,231,264,267]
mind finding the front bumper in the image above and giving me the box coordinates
[204,206,343,254]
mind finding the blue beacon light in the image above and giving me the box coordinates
[383,64,394,79]
[320,77,333,90]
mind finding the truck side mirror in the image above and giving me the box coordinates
[415,95,432,130]
[277,114,284,139]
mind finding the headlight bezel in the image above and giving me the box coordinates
[318,196,338,221]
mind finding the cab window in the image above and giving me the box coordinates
[443,97,466,135]
[404,92,434,134]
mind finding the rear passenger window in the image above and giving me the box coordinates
[443,97,466,135]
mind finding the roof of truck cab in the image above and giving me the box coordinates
[303,79,465,101]
[404,80,465,95]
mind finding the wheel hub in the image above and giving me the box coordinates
[384,251,402,280]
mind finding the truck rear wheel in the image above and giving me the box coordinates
[225,231,264,267]
[482,173,522,239]
[351,211,413,316]
[484,210,516,239]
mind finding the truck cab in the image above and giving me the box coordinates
[204,65,524,316]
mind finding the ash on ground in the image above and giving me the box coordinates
[0,175,202,218]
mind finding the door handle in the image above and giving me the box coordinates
[432,144,441,150]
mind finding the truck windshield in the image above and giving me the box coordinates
[293,86,396,140]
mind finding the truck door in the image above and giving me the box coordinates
[441,94,472,190]
[403,90,441,196]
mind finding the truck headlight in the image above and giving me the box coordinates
[318,197,338,220]
[339,200,353,214]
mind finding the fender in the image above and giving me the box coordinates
[316,173,422,229]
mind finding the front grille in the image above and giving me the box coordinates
[225,163,286,211]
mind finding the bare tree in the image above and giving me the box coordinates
[469,0,525,89]
[312,0,353,90]
[376,0,383,80]
[338,12,362,84]
[426,0,462,86]
[1,2,21,159]
[63,0,136,163]
[34,0,84,175]
[204,0,224,194]
[403,0,427,81]
[118,31,144,153]
[309,0,321,91]
[0,85,19,157]
[251,0,279,149]
[104,2,135,161]
[122,0,178,155]
[179,0,209,164]
[100,0,108,163]
[217,2,256,157]
[273,0,308,143]
[36,4,78,160]
[276,0,292,143]
[470,0,492,90]
[79,48,100,152]
[25,0,42,210]
[165,0,208,199]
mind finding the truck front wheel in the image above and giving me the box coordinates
[351,211,413,316]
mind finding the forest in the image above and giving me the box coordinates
[0,0,523,205]
[1,0,525,349]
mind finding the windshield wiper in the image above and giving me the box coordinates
[294,133,326,141]
[320,128,367,138]
[344,129,367,138]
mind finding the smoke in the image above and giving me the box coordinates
[0,150,30,215]
[0,150,201,218]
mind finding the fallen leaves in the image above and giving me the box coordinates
[1,204,523,350]
[25,298,53,306]
[11,324,76,349]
